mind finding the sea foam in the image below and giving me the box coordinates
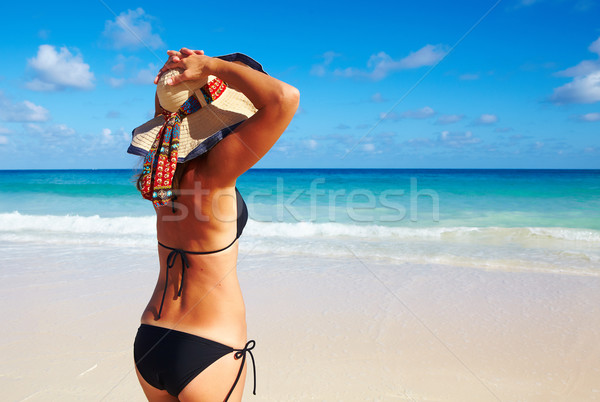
[3,212,599,245]
[2,212,599,275]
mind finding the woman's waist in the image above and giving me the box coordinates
[140,304,247,347]
[144,283,246,317]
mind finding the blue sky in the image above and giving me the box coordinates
[0,0,599,169]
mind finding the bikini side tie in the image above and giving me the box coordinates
[226,340,257,401]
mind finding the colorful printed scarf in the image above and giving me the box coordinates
[141,78,227,206]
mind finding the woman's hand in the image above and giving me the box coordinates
[153,48,206,84]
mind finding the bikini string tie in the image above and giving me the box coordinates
[156,247,190,319]
[225,340,257,400]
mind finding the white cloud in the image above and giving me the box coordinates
[26,45,94,91]
[459,73,479,81]
[397,45,447,69]
[584,146,597,153]
[50,124,76,137]
[475,114,498,125]
[310,51,341,77]
[17,123,83,158]
[95,127,131,149]
[322,52,339,64]
[555,60,599,78]
[111,54,141,74]
[518,0,593,11]
[130,63,159,85]
[379,111,401,121]
[402,106,435,119]
[436,114,464,124]
[554,37,600,77]
[109,54,158,87]
[438,130,481,148]
[405,137,434,147]
[590,36,600,55]
[101,128,113,144]
[108,77,126,88]
[371,92,386,103]
[25,79,56,92]
[310,64,326,77]
[362,143,376,152]
[577,112,600,122]
[24,123,76,145]
[121,128,130,142]
[0,92,50,122]
[102,8,164,50]
[551,71,600,104]
[0,136,7,145]
[333,44,448,81]
[0,126,12,134]
[551,37,600,104]
[305,139,318,150]
[25,123,43,134]
[22,101,50,121]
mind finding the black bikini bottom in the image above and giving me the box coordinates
[133,324,256,400]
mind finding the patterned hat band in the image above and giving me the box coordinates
[141,78,227,206]
[128,53,268,207]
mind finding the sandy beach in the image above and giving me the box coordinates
[2,241,599,402]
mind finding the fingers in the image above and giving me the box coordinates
[179,48,204,56]
[166,70,187,86]
[154,53,183,84]
[154,64,173,84]
[154,65,175,84]
[154,48,205,84]
[168,48,205,57]
[154,69,167,84]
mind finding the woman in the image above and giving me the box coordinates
[129,49,299,401]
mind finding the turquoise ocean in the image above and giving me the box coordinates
[1,169,599,275]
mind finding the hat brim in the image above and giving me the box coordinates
[127,53,266,162]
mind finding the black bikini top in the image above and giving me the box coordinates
[233,187,249,241]
[155,187,248,319]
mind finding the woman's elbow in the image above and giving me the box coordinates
[287,85,300,106]
[279,84,300,113]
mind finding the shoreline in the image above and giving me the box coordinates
[1,244,599,401]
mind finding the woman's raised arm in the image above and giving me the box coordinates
[163,50,300,185]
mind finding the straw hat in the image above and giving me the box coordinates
[127,53,266,162]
